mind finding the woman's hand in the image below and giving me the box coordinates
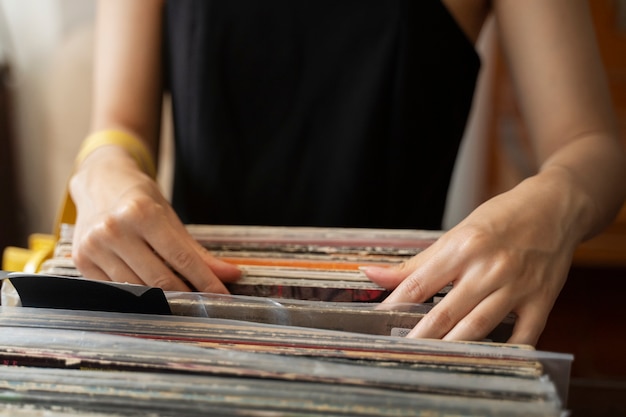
[69,145,241,293]
[363,0,626,346]
[364,174,579,346]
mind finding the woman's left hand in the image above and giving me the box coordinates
[363,175,578,346]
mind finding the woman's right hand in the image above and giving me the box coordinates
[69,144,241,292]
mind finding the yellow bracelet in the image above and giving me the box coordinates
[54,130,157,237]
[75,130,157,178]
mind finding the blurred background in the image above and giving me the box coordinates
[0,0,176,251]
[0,1,625,415]
[0,0,95,249]
[0,0,494,250]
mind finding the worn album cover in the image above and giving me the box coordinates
[0,307,571,416]
[0,224,572,416]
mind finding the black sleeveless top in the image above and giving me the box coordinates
[164,0,480,230]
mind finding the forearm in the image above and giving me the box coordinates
[536,131,626,243]
[91,0,164,161]
[493,0,625,243]
[70,0,166,231]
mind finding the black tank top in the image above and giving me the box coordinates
[164,0,480,230]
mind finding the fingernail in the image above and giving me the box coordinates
[358,265,387,275]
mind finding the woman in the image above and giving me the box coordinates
[69,0,626,345]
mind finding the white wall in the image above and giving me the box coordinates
[0,0,95,238]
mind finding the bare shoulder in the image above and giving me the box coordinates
[441,0,492,44]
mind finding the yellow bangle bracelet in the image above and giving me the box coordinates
[75,130,157,178]
[54,130,157,237]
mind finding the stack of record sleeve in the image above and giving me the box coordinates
[0,224,573,416]
[38,224,516,341]
[0,306,571,416]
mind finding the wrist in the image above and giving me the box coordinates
[524,166,596,245]
[56,130,157,237]
[75,130,156,178]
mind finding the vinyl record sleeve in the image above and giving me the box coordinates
[0,224,573,415]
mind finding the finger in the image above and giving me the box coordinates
[78,215,190,290]
[144,223,229,294]
[72,229,113,282]
[362,242,455,290]
[360,260,419,290]
[194,244,241,283]
[72,257,112,283]
[507,303,550,347]
[80,227,192,291]
[73,238,145,285]
[154,242,225,293]
[440,289,515,342]
[113,238,193,292]
[402,262,502,339]
[99,260,145,286]
[404,285,479,339]
[381,238,474,306]
[382,259,459,306]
